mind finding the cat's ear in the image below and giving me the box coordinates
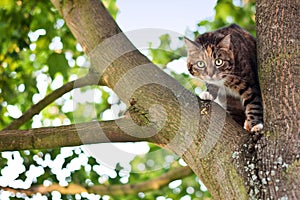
[218,34,231,50]
[184,37,202,55]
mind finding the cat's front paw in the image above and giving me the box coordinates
[251,123,263,132]
[244,120,263,132]
[199,91,214,101]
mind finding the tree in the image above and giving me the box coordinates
[0,0,299,200]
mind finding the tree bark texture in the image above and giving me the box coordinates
[0,121,148,151]
[256,0,300,199]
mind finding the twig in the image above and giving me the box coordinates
[0,166,193,196]
[3,73,99,130]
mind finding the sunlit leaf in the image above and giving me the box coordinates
[47,52,69,79]
[0,0,15,11]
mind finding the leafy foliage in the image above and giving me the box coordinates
[198,0,256,36]
[149,34,186,67]
[0,0,255,199]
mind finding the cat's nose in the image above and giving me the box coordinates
[207,68,215,78]
[208,72,214,78]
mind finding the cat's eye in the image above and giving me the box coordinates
[196,61,206,68]
[215,59,223,66]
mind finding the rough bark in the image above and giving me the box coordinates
[0,121,149,151]
[256,1,300,199]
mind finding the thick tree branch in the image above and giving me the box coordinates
[0,166,193,196]
[3,74,98,131]
[0,119,159,151]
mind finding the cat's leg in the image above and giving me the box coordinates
[243,93,264,132]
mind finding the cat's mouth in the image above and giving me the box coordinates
[202,75,225,86]
[202,74,220,81]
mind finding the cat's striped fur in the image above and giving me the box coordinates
[185,24,263,132]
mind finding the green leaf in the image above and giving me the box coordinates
[47,52,69,79]
[0,0,14,11]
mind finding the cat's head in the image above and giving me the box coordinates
[185,34,234,84]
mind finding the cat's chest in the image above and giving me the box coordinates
[214,85,243,112]
[206,80,241,99]
[221,86,241,99]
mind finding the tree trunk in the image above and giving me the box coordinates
[256,0,300,199]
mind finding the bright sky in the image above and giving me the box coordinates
[116,0,217,74]
[116,0,216,34]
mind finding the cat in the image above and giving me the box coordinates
[184,24,263,132]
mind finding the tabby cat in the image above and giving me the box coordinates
[185,24,263,132]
